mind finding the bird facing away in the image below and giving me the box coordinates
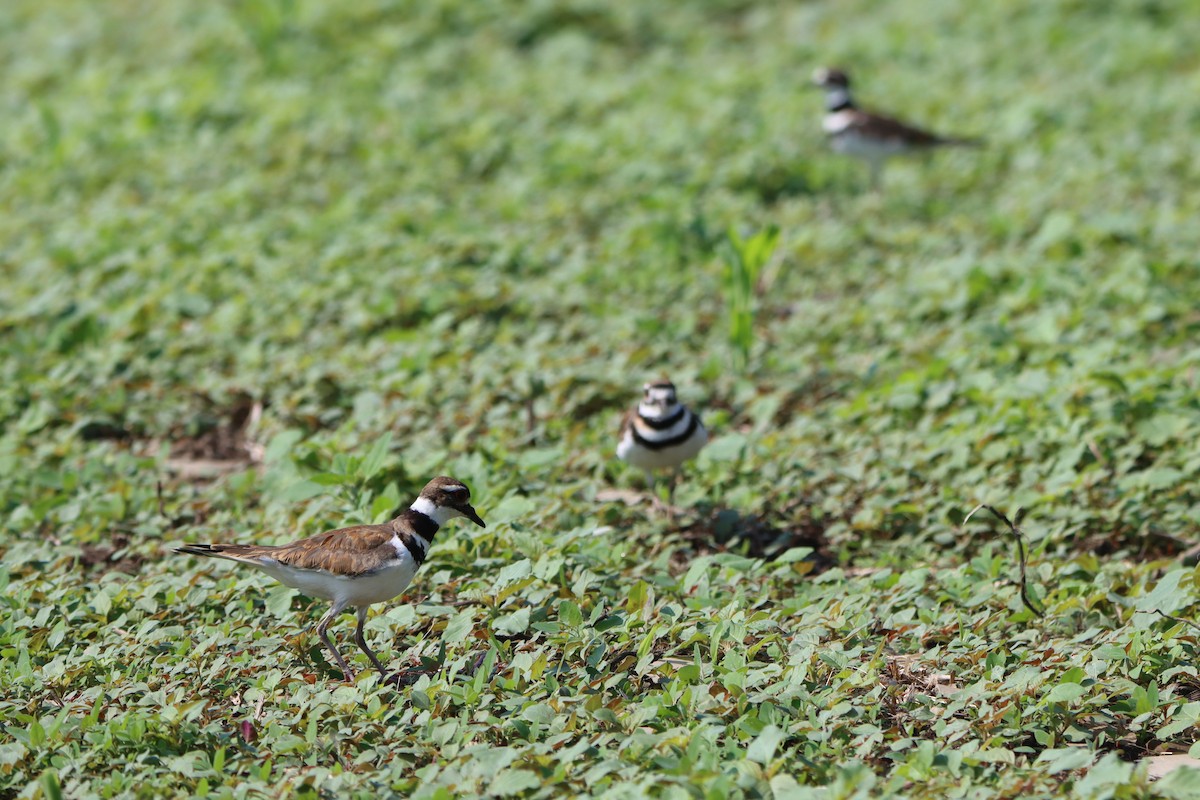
[617,380,707,507]
[176,476,485,681]
[811,67,980,190]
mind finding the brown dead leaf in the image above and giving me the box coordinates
[148,398,265,483]
[1142,754,1200,780]
[594,489,649,506]
[884,653,961,702]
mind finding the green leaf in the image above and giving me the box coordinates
[495,559,533,587]
[594,614,623,632]
[357,431,393,480]
[721,225,779,369]
[1136,569,1189,614]
[1035,747,1095,774]
[487,494,537,523]
[442,610,474,644]
[91,588,112,617]
[371,486,400,522]
[264,430,304,463]
[773,548,814,564]
[558,601,583,627]
[41,770,63,800]
[1044,683,1087,704]
[747,724,786,764]
[308,472,348,486]
[29,720,46,748]
[493,608,530,635]
[0,743,26,772]
[487,769,542,796]
[1075,753,1133,794]
[278,480,327,504]
[768,774,806,800]
[266,585,297,617]
[702,433,747,462]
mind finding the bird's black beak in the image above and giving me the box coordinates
[458,503,486,527]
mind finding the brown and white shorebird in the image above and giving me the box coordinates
[617,380,707,507]
[811,67,980,189]
[176,476,485,681]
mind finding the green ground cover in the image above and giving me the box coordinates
[3,0,1200,796]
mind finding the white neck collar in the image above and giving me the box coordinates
[410,496,460,526]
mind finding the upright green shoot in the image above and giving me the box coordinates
[722,225,780,371]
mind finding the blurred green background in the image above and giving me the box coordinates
[3,0,1200,797]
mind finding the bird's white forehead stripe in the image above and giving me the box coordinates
[639,400,682,419]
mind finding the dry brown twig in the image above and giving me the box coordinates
[963,504,1044,618]
[1153,609,1200,636]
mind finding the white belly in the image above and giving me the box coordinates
[617,426,708,471]
[822,109,859,135]
[823,111,910,159]
[256,557,419,608]
[830,130,909,159]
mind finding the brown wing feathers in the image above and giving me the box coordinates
[858,111,945,146]
[177,524,400,576]
[618,409,634,438]
[855,109,981,148]
[272,525,397,574]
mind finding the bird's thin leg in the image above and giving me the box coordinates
[316,601,354,681]
[667,470,679,511]
[354,606,388,678]
[644,469,665,511]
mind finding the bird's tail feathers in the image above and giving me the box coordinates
[175,543,264,564]
[944,135,983,147]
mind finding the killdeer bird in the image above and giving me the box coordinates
[617,380,707,507]
[811,67,979,189]
[176,476,485,681]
